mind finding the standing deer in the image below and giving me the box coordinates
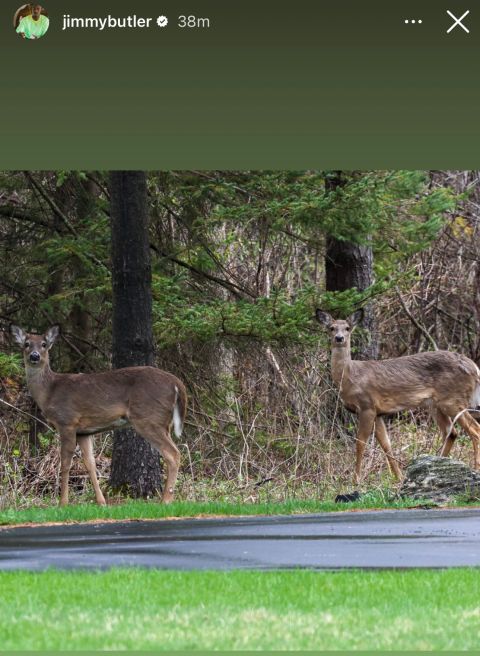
[10,324,187,506]
[316,309,480,483]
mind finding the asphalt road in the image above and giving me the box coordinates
[0,508,479,571]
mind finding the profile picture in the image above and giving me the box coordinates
[14,4,49,40]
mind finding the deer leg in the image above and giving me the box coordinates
[157,434,181,504]
[130,418,181,503]
[77,436,106,506]
[457,412,480,470]
[59,431,76,506]
[374,417,402,480]
[436,409,459,457]
[354,409,376,485]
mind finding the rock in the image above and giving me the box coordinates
[400,454,480,503]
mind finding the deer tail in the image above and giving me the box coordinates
[173,384,187,437]
[470,363,480,409]
[471,382,480,409]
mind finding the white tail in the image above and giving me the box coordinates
[10,324,187,506]
[471,383,480,409]
[316,310,480,484]
[172,386,184,437]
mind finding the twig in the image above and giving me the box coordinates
[0,397,57,433]
[395,286,438,351]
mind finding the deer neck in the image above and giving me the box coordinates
[25,363,55,412]
[331,344,353,387]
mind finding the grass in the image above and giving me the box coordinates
[1,568,479,649]
[0,490,436,526]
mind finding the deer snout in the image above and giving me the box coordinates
[29,351,41,364]
[335,335,345,344]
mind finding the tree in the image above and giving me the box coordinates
[109,171,162,497]
[0,169,460,498]
[324,171,378,359]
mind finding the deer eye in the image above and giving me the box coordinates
[330,327,335,331]
[24,341,30,348]
[41,341,47,348]
[345,327,350,331]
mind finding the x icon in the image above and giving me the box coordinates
[447,9,470,33]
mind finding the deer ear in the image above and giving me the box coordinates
[45,324,61,348]
[10,324,27,346]
[315,309,333,326]
[349,309,364,327]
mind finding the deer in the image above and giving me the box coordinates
[10,324,187,506]
[316,309,480,484]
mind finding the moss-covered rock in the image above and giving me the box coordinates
[400,454,480,503]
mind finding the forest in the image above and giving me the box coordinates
[1,170,479,507]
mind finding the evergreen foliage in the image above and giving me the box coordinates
[1,169,478,504]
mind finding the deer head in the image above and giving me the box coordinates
[315,309,363,348]
[10,324,60,370]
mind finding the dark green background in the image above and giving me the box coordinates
[1,0,479,168]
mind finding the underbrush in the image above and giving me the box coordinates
[1,375,478,514]
[1,431,475,509]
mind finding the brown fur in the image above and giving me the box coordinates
[316,311,480,483]
[10,324,187,506]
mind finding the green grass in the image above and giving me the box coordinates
[0,491,434,526]
[1,568,479,649]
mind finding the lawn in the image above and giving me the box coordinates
[0,491,434,526]
[0,568,479,649]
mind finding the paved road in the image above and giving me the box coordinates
[0,508,479,571]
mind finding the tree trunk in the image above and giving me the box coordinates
[109,171,162,497]
[325,171,378,359]
[68,176,96,369]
